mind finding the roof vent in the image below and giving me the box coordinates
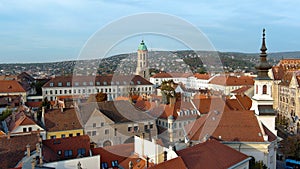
[8,85,12,89]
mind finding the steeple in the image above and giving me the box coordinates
[255,29,272,80]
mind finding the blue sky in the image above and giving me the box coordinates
[0,0,300,63]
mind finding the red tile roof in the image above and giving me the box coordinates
[119,154,155,169]
[0,80,26,93]
[5,111,38,132]
[43,75,152,87]
[151,72,192,78]
[92,146,128,169]
[209,76,254,86]
[185,109,265,142]
[103,143,134,157]
[0,134,40,169]
[25,101,42,108]
[193,73,211,80]
[44,108,82,132]
[231,86,252,94]
[148,157,187,169]
[42,135,90,162]
[177,139,249,169]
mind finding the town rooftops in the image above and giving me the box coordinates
[177,139,250,169]
[45,108,82,132]
[0,80,26,93]
[193,73,211,80]
[42,135,90,162]
[42,75,152,88]
[185,108,265,142]
[209,75,254,86]
[0,133,40,169]
[5,111,38,132]
[151,72,192,78]
[148,157,187,169]
[78,101,155,125]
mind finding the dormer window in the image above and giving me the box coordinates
[116,81,120,85]
[50,82,54,87]
[96,82,100,86]
[111,82,114,85]
[137,81,141,85]
[83,82,87,86]
[58,82,62,87]
[123,81,127,85]
[103,81,107,85]
[89,81,93,85]
[66,82,71,86]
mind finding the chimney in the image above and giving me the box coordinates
[129,161,133,169]
[34,111,37,121]
[146,156,150,168]
[163,151,168,162]
[36,143,40,153]
[7,131,10,139]
[31,157,36,169]
[60,107,63,113]
[26,144,31,157]
[41,107,45,125]
[12,112,16,122]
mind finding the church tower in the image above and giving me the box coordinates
[251,29,277,135]
[136,40,149,79]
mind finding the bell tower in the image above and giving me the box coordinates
[136,40,149,79]
[251,29,277,135]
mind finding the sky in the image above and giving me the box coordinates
[0,0,300,63]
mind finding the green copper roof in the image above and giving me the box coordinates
[138,40,147,51]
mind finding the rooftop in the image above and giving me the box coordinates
[0,80,26,93]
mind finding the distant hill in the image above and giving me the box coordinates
[1,51,300,77]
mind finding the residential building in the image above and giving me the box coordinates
[44,107,84,139]
[270,59,300,133]
[176,139,251,169]
[77,100,157,147]
[136,40,150,80]
[42,75,153,101]
[2,107,46,139]
[42,135,90,162]
[208,75,254,96]
[186,73,211,90]
[0,80,27,102]
[150,72,192,87]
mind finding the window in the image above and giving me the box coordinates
[28,127,32,132]
[105,129,109,135]
[58,82,62,87]
[262,85,267,94]
[50,90,53,94]
[87,131,91,136]
[75,82,79,86]
[101,122,104,127]
[77,148,86,156]
[50,82,54,87]
[69,133,73,137]
[77,133,80,136]
[83,82,87,86]
[150,124,153,129]
[134,126,138,132]
[112,160,118,167]
[101,162,108,169]
[57,150,62,156]
[64,90,67,94]
[92,131,96,136]
[66,82,71,86]
[144,125,148,131]
[59,90,62,94]
[137,81,141,85]
[51,135,56,139]
[93,123,96,128]
[73,89,76,94]
[83,89,86,93]
[55,90,57,94]
[111,82,114,85]
[69,89,72,94]
[128,126,132,132]
[64,150,73,157]
[89,81,93,85]
[96,82,100,85]
[61,134,66,138]
[23,128,27,132]
[103,81,107,85]
[88,89,91,93]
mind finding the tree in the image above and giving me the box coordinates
[161,80,176,104]
[281,135,300,160]
[87,92,108,102]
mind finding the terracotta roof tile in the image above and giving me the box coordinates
[42,135,90,162]
[231,86,252,94]
[185,109,264,142]
[177,139,249,169]
[209,76,254,86]
[92,146,128,169]
[0,134,40,169]
[45,108,82,132]
[43,75,152,88]
[0,80,26,93]
[193,73,211,80]
[5,111,38,132]
[148,157,187,169]
[151,72,192,78]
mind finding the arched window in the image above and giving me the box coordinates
[262,85,267,94]
[103,140,112,147]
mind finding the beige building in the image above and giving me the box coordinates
[270,59,300,133]
[77,100,157,147]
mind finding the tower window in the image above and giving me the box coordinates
[262,85,267,94]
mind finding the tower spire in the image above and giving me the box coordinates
[260,28,267,54]
[255,28,271,79]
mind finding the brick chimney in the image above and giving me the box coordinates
[26,144,31,157]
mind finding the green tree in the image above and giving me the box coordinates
[281,135,300,160]
[0,107,12,121]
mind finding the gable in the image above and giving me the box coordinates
[85,109,114,127]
